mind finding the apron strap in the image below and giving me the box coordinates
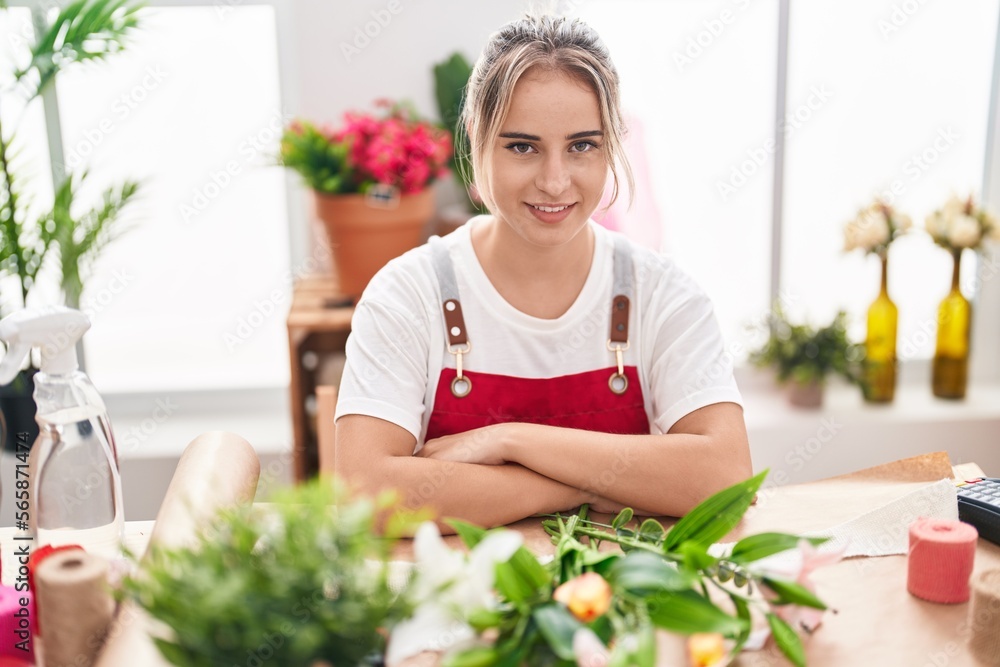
[608,235,633,394]
[429,236,472,397]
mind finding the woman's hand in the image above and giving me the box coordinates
[416,423,515,465]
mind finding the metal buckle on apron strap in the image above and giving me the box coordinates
[443,298,472,398]
[607,339,629,394]
[608,293,631,395]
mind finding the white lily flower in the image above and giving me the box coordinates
[386,522,523,667]
[950,214,982,248]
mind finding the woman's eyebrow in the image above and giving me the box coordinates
[498,130,604,141]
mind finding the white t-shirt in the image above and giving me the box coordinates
[335,216,742,446]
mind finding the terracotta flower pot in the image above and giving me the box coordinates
[313,188,435,299]
[787,378,824,409]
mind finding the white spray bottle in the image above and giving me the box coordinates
[0,306,124,559]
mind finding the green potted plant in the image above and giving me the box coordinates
[279,101,452,299]
[122,480,424,667]
[0,0,142,450]
[432,51,483,234]
[749,306,863,408]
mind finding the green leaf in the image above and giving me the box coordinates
[646,589,747,637]
[442,646,500,667]
[731,594,752,651]
[677,541,718,572]
[638,517,665,541]
[494,546,551,603]
[634,624,656,667]
[729,533,827,564]
[447,519,487,549]
[532,603,583,660]
[767,613,806,667]
[663,470,768,551]
[611,507,634,530]
[608,552,695,594]
[762,577,827,610]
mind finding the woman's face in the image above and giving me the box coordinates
[487,67,608,249]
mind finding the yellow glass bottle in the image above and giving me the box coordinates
[932,249,972,399]
[863,254,897,403]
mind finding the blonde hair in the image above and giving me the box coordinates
[459,14,634,213]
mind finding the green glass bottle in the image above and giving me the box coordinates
[932,249,972,399]
[863,254,898,403]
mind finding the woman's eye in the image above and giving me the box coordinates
[505,142,535,155]
[571,141,598,153]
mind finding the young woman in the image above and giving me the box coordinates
[335,14,752,529]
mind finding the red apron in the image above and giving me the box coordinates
[424,234,650,441]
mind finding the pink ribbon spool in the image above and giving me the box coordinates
[908,517,978,604]
[0,585,35,662]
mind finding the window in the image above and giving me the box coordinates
[581,0,777,358]
[580,0,1000,369]
[5,2,292,393]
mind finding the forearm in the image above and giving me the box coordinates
[355,456,589,532]
[503,420,752,517]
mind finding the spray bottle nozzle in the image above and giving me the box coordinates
[0,306,91,384]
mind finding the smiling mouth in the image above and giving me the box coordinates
[529,203,574,213]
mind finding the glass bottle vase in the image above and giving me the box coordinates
[862,254,898,403]
[932,249,972,399]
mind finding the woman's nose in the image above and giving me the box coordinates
[535,153,571,196]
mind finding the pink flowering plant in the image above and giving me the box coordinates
[279,99,452,195]
[392,471,837,667]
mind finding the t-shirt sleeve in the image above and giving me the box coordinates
[334,272,432,442]
[645,272,743,434]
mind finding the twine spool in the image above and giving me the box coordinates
[907,517,977,603]
[0,585,35,662]
[969,569,1000,665]
[27,544,84,595]
[35,550,115,667]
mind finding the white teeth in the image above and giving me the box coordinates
[532,204,569,213]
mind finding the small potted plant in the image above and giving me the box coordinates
[432,51,484,235]
[122,480,424,667]
[749,306,863,408]
[280,100,452,299]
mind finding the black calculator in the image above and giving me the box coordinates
[956,478,1000,546]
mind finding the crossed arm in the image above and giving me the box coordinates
[336,402,752,532]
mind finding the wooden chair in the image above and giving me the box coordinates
[316,385,338,477]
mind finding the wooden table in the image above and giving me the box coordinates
[286,274,354,481]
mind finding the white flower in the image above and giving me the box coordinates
[752,539,845,633]
[573,628,611,667]
[385,522,523,667]
[845,204,893,253]
[950,214,982,248]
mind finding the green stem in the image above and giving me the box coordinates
[565,525,679,560]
